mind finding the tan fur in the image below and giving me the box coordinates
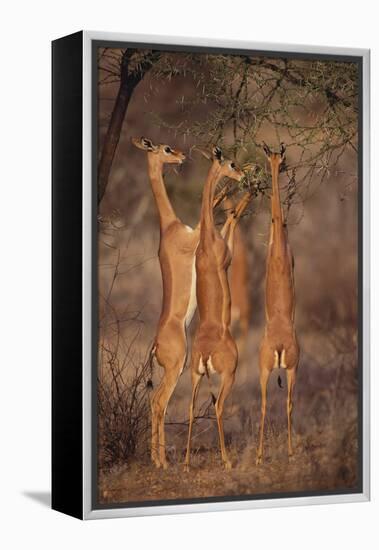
[132,138,234,469]
[185,150,244,471]
[256,144,300,465]
[223,198,250,356]
[133,137,199,469]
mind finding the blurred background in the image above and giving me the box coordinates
[96,47,359,504]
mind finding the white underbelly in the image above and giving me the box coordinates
[184,253,197,328]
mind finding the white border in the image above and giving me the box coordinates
[82,31,370,520]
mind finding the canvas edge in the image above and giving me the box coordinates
[361,48,370,503]
[82,29,92,521]
[82,30,370,520]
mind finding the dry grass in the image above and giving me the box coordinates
[99,416,358,504]
[98,336,359,505]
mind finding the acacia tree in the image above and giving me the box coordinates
[150,53,359,221]
[99,50,358,213]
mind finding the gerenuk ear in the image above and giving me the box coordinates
[262,142,271,158]
[280,142,286,158]
[131,136,158,152]
[212,146,224,161]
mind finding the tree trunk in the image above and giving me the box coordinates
[97,79,132,204]
[97,50,159,205]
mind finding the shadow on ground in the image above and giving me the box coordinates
[23,491,51,508]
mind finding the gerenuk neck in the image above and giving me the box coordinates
[147,155,177,230]
[199,161,222,243]
[270,161,287,256]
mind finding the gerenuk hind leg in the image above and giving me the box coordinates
[184,368,203,472]
[256,340,273,465]
[286,367,296,457]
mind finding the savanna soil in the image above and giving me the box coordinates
[99,419,358,505]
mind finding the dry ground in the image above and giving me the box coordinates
[98,325,359,505]
[99,427,357,503]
